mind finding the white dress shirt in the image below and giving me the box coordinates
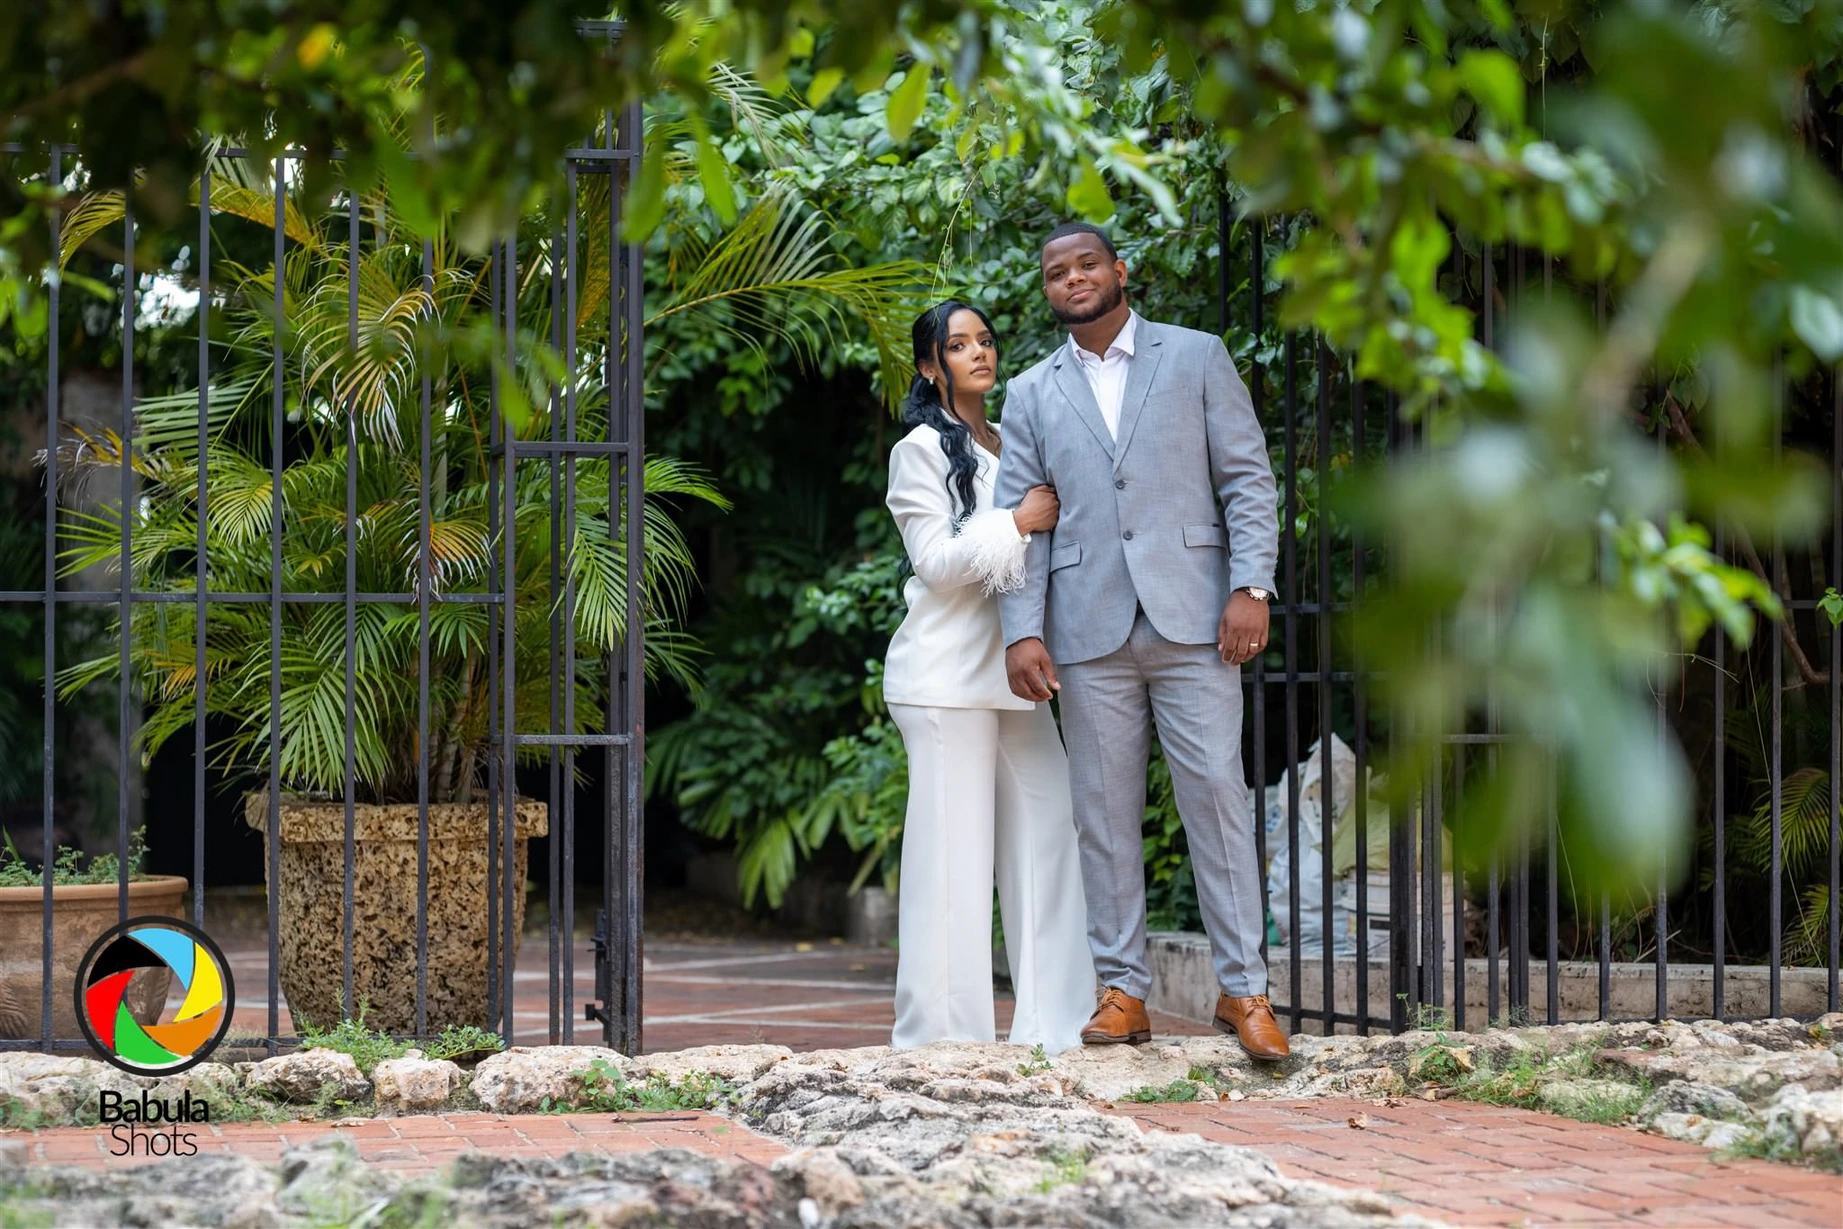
[1068,310,1139,438]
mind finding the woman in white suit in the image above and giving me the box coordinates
[883,299,1096,1053]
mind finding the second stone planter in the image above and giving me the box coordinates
[242,795,548,1035]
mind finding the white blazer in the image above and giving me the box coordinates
[883,423,1036,712]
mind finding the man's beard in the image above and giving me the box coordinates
[1051,276,1125,326]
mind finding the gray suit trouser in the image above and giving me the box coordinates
[1057,610,1268,999]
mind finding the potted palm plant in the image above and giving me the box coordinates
[54,169,728,1034]
[51,99,922,1033]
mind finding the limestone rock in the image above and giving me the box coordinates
[774,1147,868,1216]
[629,1043,792,1084]
[0,1053,139,1122]
[1761,1083,1843,1157]
[243,1049,370,1104]
[144,1061,242,1105]
[372,1055,464,1114]
[275,1137,399,1220]
[1639,1080,1748,1123]
[1055,1038,1197,1101]
[469,1045,625,1113]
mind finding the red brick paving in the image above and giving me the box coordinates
[216,936,1208,1051]
[12,1111,783,1177]
[1107,1096,1843,1227]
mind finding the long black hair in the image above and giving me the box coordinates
[902,299,999,522]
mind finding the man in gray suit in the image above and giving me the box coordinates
[995,222,1288,1059]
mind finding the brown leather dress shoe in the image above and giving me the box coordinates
[1081,987,1152,1046]
[1214,993,1290,1060]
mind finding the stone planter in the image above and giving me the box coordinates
[242,796,547,1035]
[0,876,188,1043]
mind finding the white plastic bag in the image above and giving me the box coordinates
[1258,734,1358,957]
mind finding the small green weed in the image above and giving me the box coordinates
[1017,1045,1052,1077]
[297,1006,505,1075]
[1035,1146,1091,1193]
[1121,1079,1204,1104]
[540,1060,736,1113]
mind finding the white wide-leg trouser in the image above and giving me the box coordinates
[887,702,1096,1054]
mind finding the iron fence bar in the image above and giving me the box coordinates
[501,221,521,1049]
[1769,372,1783,1018]
[342,182,360,1021]
[487,237,506,1039]
[562,159,580,1044]
[1656,379,1670,1022]
[267,160,285,1051]
[195,165,210,931]
[1597,278,1612,1024]
[1481,240,1498,1028]
[1317,337,1335,1033]
[514,734,634,747]
[1452,745,1465,1031]
[1282,329,1302,1034]
[1249,221,1270,976]
[1546,758,1560,1024]
[1351,373,1369,1035]
[1509,245,1529,1020]
[1488,848,1501,1024]
[118,196,134,925]
[1425,685,1444,1019]
[1829,353,1840,1013]
[1387,392,1414,1033]
[548,221,565,1046]
[618,96,647,1053]
[487,233,505,1041]
[417,233,434,1037]
[40,146,60,1051]
[1714,511,1727,1020]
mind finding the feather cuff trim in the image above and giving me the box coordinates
[957,508,1029,596]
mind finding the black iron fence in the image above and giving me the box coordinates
[0,34,646,1057]
[1223,194,1842,1035]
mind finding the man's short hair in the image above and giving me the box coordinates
[1041,221,1118,261]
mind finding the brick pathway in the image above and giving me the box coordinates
[1112,1097,1843,1227]
[217,936,1209,1051]
[11,1111,784,1177]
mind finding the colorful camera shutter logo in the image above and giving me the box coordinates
[75,917,236,1075]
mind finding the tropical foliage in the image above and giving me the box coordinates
[38,55,926,803]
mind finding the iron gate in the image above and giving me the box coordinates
[1,34,645,1057]
[1219,188,1842,1035]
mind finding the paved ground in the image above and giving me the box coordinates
[13,1096,1840,1226]
[216,936,1210,1051]
[1115,1097,1843,1227]
[16,936,1838,1225]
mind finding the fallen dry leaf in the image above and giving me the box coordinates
[1347,1113,1369,1130]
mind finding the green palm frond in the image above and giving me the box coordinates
[1733,766,1835,883]
[644,189,927,410]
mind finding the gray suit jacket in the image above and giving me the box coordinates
[995,318,1278,666]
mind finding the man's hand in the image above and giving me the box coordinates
[1006,637,1060,701]
[1218,591,1270,665]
